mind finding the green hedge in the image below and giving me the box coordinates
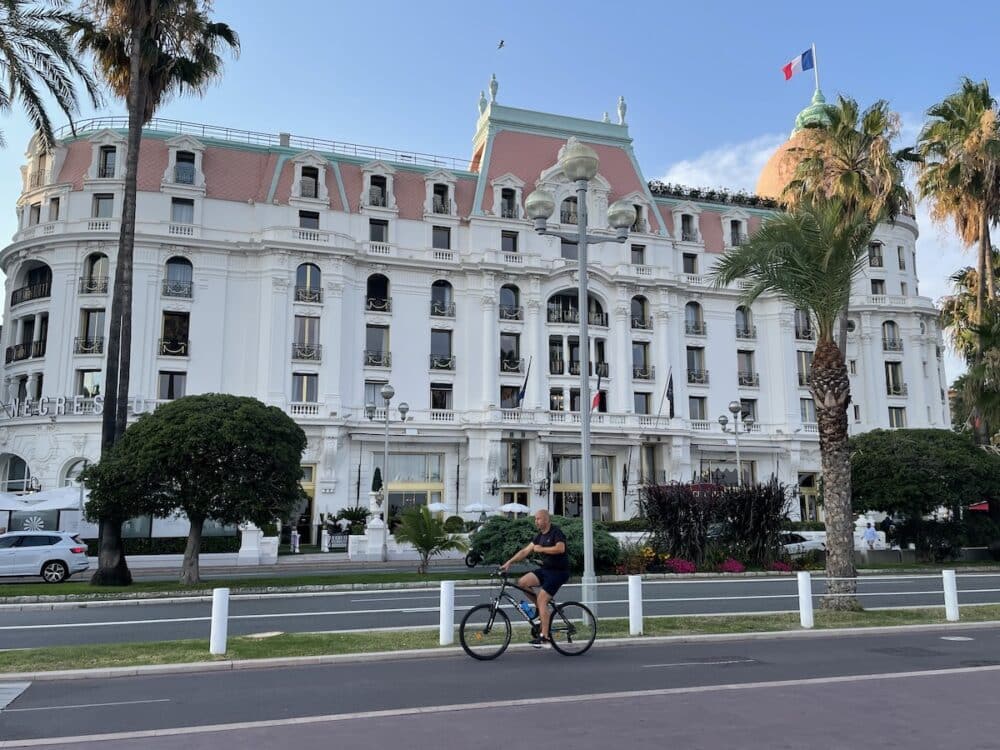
[782,520,827,531]
[469,516,620,573]
[84,536,241,556]
[602,518,650,532]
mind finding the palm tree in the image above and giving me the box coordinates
[916,78,1000,331]
[940,257,1000,365]
[73,0,239,586]
[0,0,101,149]
[393,506,468,574]
[711,200,875,610]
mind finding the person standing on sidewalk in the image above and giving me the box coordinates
[500,509,569,649]
[863,523,878,550]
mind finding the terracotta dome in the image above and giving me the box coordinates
[755,89,831,201]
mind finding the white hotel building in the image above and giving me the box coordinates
[0,86,947,538]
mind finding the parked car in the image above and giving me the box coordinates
[781,531,826,557]
[0,531,90,583]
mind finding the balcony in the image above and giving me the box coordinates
[869,255,884,267]
[368,188,387,207]
[500,357,525,374]
[174,163,195,184]
[499,305,523,321]
[631,218,648,233]
[795,327,815,341]
[365,296,392,313]
[364,349,391,367]
[687,368,709,385]
[11,282,51,307]
[569,361,583,376]
[731,234,749,247]
[632,365,655,380]
[289,402,320,417]
[547,307,579,324]
[887,383,909,397]
[429,354,456,371]
[631,316,652,330]
[299,179,318,199]
[588,312,609,327]
[501,206,518,219]
[736,325,757,340]
[549,360,565,375]
[6,343,29,363]
[430,300,456,318]
[883,337,904,352]
[291,342,322,361]
[74,337,104,355]
[685,321,707,336]
[159,338,189,357]
[738,371,760,387]
[560,210,578,224]
[432,197,452,215]
[681,230,700,242]
[98,164,116,179]
[162,279,193,298]
[295,285,322,304]
[595,362,610,377]
[798,372,812,387]
[79,276,109,295]
[29,172,44,189]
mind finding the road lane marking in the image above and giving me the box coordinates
[5,699,170,713]
[0,682,30,711]
[5,664,1000,748]
[940,636,974,641]
[641,658,756,668]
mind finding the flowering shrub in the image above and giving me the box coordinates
[664,558,696,574]
[718,558,746,574]
[767,560,793,572]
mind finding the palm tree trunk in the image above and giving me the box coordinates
[92,27,143,587]
[977,213,989,327]
[811,339,859,610]
[180,515,205,585]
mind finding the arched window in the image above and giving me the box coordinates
[295,263,322,303]
[80,253,109,295]
[13,263,52,305]
[62,458,88,487]
[631,296,650,330]
[499,284,521,321]
[430,280,454,317]
[300,166,319,199]
[560,197,578,224]
[736,305,754,338]
[547,290,605,326]
[366,274,391,312]
[882,320,901,351]
[685,302,705,335]
[164,256,193,298]
[3,455,31,493]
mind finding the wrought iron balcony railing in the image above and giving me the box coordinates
[291,342,322,361]
[11,282,51,307]
[883,337,904,352]
[79,276,109,295]
[549,360,564,375]
[162,279,193,298]
[499,304,523,321]
[887,383,908,397]
[795,326,815,341]
[159,338,189,356]
[500,357,524,374]
[430,300,456,317]
[429,354,456,370]
[295,285,322,303]
[685,321,707,336]
[632,365,655,380]
[363,349,391,367]
[174,163,195,184]
[736,325,757,339]
[365,296,392,312]
[631,316,652,330]
[738,371,760,387]
[687,368,709,385]
[74,337,104,355]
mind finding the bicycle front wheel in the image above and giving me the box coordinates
[459,604,511,660]
[549,601,597,656]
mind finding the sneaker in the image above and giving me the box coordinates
[529,636,551,649]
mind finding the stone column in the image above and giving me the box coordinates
[525,298,543,410]
[324,281,345,415]
[481,292,498,408]
[614,304,631,413]
[657,306,674,420]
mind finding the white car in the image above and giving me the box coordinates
[781,532,826,557]
[0,531,90,583]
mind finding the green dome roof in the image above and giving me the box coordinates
[793,89,830,132]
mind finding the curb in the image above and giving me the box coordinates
[3,567,1000,610]
[3,620,999,682]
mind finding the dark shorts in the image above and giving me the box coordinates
[532,568,570,596]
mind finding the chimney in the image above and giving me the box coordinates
[278,132,290,147]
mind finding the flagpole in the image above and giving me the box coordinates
[811,42,820,90]
[653,365,672,429]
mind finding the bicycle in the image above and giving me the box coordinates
[458,568,597,660]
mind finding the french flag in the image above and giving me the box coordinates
[782,49,814,81]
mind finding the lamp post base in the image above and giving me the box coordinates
[366,517,388,562]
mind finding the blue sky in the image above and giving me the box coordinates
[2,0,996,383]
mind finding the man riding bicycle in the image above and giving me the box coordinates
[501,509,569,648]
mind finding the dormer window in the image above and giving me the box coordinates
[501,189,517,219]
[98,146,116,179]
[31,153,48,189]
[174,151,195,184]
[300,166,319,199]
[730,220,745,246]
[631,205,646,233]
[869,242,884,267]
[681,214,697,242]
[561,197,578,224]
[370,175,387,207]
[433,184,450,214]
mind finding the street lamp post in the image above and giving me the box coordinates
[365,384,408,561]
[718,400,754,487]
[525,137,637,609]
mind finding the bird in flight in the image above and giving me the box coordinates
[497,39,504,49]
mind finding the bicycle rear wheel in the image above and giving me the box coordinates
[459,604,511,660]
[549,601,597,656]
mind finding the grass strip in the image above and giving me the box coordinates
[4,605,1000,675]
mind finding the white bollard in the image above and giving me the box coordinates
[628,575,643,636]
[943,569,960,622]
[209,587,230,655]
[797,571,814,629]
[439,580,455,645]
[320,528,329,552]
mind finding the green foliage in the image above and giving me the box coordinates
[965,514,1000,547]
[261,521,279,537]
[443,515,465,533]
[715,479,789,568]
[469,516,620,574]
[783,520,827,531]
[639,483,718,564]
[391,506,468,573]
[603,518,650,532]
[84,536,240,557]
[371,467,383,493]
[335,507,370,526]
[851,429,1000,518]
[893,518,965,562]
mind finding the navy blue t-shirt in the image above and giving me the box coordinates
[533,525,569,571]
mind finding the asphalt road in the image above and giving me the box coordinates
[2,627,1000,747]
[3,574,1000,649]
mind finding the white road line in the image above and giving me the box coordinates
[5,698,170,713]
[4,664,1000,748]
[641,659,756,668]
[0,682,31,711]
[940,636,975,641]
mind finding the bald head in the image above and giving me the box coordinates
[533,509,551,532]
